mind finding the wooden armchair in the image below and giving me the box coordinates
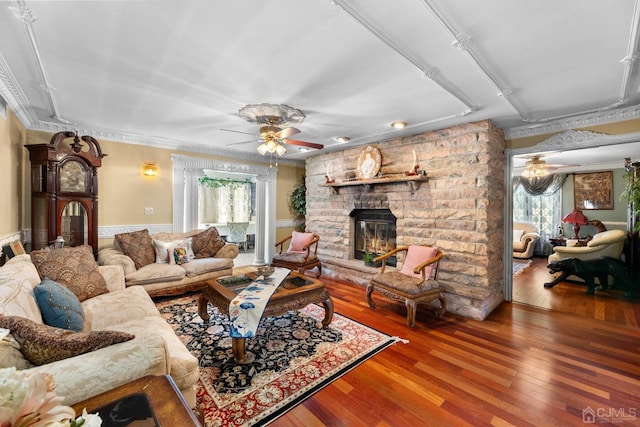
[366,244,446,327]
[271,231,322,277]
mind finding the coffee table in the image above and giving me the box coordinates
[198,270,334,364]
[72,375,200,426]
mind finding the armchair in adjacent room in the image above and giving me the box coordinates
[271,231,322,277]
[366,244,446,327]
[512,221,540,259]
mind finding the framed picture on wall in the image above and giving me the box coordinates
[574,171,614,210]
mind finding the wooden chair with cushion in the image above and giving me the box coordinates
[271,231,322,277]
[366,244,446,327]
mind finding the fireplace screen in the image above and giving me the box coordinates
[353,209,396,266]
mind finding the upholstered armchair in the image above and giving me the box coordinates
[512,221,540,259]
[271,231,322,277]
[366,244,446,327]
[548,229,626,263]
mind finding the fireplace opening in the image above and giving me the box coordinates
[352,209,397,266]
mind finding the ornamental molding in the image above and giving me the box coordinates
[171,154,275,180]
[0,52,38,127]
[28,120,304,167]
[504,104,640,139]
[97,224,172,239]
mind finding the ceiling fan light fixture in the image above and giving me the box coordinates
[523,163,549,178]
[390,121,407,129]
[257,143,269,155]
[276,144,287,156]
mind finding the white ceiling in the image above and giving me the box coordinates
[1,0,640,167]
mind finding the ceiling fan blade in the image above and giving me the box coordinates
[275,127,300,139]
[220,128,257,136]
[283,139,324,150]
[226,138,259,147]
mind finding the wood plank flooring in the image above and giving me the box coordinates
[513,257,640,327]
[271,269,640,426]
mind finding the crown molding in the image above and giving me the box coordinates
[504,104,640,139]
[28,120,304,167]
[0,52,38,127]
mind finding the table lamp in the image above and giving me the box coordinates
[562,209,588,239]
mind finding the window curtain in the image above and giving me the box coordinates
[513,174,567,256]
[198,181,252,225]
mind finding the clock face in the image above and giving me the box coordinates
[60,160,87,192]
[357,146,382,179]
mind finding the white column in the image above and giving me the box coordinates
[171,157,185,232]
[265,172,277,263]
[253,176,267,265]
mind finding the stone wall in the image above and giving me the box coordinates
[305,120,506,320]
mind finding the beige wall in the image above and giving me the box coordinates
[0,110,27,238]
[2,107,304,247]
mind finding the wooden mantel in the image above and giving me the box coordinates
[322,174,428,193]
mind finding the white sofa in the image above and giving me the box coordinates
[547,229,627,284]
[0,254,199,408]
[513,222,540,259]
[98,228,239,297]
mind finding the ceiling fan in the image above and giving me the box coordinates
[518,154,578,178]
[223,103,324,156]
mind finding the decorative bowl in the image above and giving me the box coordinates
[257,266,275,278]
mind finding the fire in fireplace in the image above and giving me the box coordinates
[352,209,397,266]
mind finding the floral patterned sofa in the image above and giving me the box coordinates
[98,227,239,297]
[0,248,199,408]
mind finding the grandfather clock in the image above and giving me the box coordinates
[25,131,107,256]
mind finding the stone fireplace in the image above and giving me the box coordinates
[304,120,506,320]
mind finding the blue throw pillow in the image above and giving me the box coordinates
[34,277,85,332]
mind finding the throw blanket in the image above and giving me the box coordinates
[229,267,290,338]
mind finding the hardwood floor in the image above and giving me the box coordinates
[274,271,640,426]
[513,257,640,327]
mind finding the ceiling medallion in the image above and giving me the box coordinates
[238,103,306,126]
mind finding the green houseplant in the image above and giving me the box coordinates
[363,252,375,267]
[289,177,306,231]
[622,167,640,233]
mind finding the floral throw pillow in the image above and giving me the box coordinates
[30,245,108,302]
[0,315,134,365]
[191,227,225,258]
[115,229,156,269]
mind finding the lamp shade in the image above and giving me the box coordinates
[562,208,588,239]
[562,209,588,225]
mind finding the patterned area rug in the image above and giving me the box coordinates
[155,294,398,426]
[513,258,533,277]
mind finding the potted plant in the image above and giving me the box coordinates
[289,176,306,231]
[363,252,376,267]
[622,163,640,233]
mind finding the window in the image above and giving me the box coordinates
[198,176,256,225]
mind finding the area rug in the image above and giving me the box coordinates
[513,258,533,277]
[155,294,399,426]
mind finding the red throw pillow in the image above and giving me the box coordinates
[288,231,315,253]
[400,245,438,279]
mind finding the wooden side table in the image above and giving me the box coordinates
[72,375,201,426]
[548,237,566,247]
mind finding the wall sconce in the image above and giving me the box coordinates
[143,163,158,177]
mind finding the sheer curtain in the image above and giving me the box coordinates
[199,181,253,225]
[513,174,567,256]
